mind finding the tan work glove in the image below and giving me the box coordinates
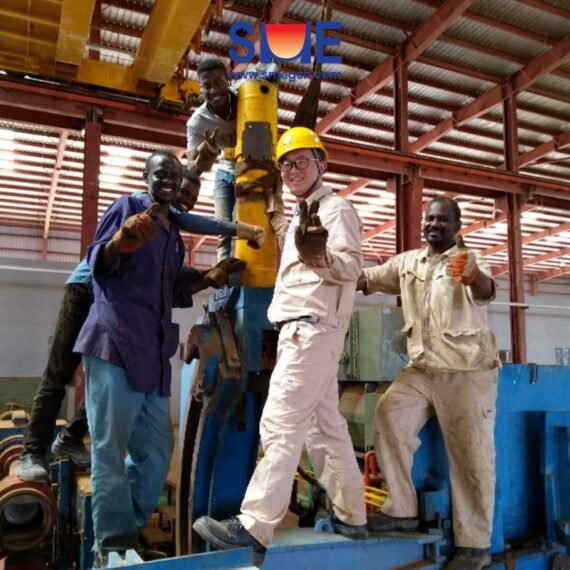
[111,203,160,253]
[236,221,266,249]
[356,272,367,291]
[264,174,284,216]
[202,257,247,289]
[447,234,480,285]
[295,200,328,265]
[194,128,220,173]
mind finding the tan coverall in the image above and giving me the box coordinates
[238,185,367,547]
[363,246,499,548]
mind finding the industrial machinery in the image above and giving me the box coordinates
[338,305,407,451]
[169,78,570,569]
[176,75,280,557]
[0,411,58,569]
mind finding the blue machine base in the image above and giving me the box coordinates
[94,527,568,569]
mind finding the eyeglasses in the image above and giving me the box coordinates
[279,158,319,172]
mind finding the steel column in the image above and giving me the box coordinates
[503,88,526,363]
[394,57,409,153]
[506,193,527,363]
[395,176,424,254]
[80,110,101,257]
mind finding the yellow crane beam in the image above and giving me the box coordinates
[132,0,212,84]
[56,0,97,65]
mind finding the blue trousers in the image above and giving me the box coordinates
[83,356,173,554]
[214,168,236,260]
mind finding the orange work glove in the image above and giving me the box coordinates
[447,234,479,285]
[202,258,247,289]
[111,203,160,253]
[294,200,328,265]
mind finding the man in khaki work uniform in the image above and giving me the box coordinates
[359,197,499,570]
[193,127,368,565]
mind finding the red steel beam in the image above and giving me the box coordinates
[506,194,527,363]
[337,178,369,198]
[535,265,570,282]
[324,140,570,198]
[410,34,570,153]
[394,58,409,152]
[492,246,570,277]
[396,176,424,253]
[42,130,69,259]
[81,114,101,257]
[479,220,570,258]
[191,235,208,252]
[316,0,476,135]
[517,130,570,169]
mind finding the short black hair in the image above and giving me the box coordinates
[182,167,201,186]
[197,58,228,77]
[429,196,462,222]
[144,149,181,174]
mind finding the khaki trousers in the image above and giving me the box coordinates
[375,366,498,548]
[239,320,366,547]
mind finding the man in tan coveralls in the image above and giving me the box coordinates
[359,197,498,570]
[193,127,367,565]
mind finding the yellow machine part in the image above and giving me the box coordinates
[234,79,279,288]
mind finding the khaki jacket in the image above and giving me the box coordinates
[363,246,499,372]
[268,185,363,328]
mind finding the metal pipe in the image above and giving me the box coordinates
[0,436,57,554]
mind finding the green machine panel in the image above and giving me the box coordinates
[338,305,408,383]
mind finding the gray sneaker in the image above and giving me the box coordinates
[17,454,49,482]
[51,433,90,468]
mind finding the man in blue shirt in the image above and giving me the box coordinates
[73,150,243,566]
[18,168,263,483]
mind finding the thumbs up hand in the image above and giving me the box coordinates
[111,203,161,253]
[447,234,480,285]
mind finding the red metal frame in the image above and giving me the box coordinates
[409,35,570,153]
[81,112,101,257]
[316,0,475,135]
[42,130,68,259]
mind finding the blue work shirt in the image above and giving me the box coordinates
[66,211,235,293]
[75,192,185,396]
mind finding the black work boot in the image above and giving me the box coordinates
[447,547,492,569]
[193,516,266,566]
[367,512,419,532]
[330,513,368,540]
[51,433,91,468]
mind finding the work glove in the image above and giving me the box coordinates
[202,257,247,289]
[264,172,284,216]
[236,221,266,249]
[447,234,480,285]
[194,127,220,173]
[111,203,160,253]
[294,200,328,265]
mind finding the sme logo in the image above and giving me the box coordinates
[228,22,342,65]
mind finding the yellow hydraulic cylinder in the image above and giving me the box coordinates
[234,79,279,288]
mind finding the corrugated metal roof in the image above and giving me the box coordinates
[470,0,570,40]
[445,17,547,61]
